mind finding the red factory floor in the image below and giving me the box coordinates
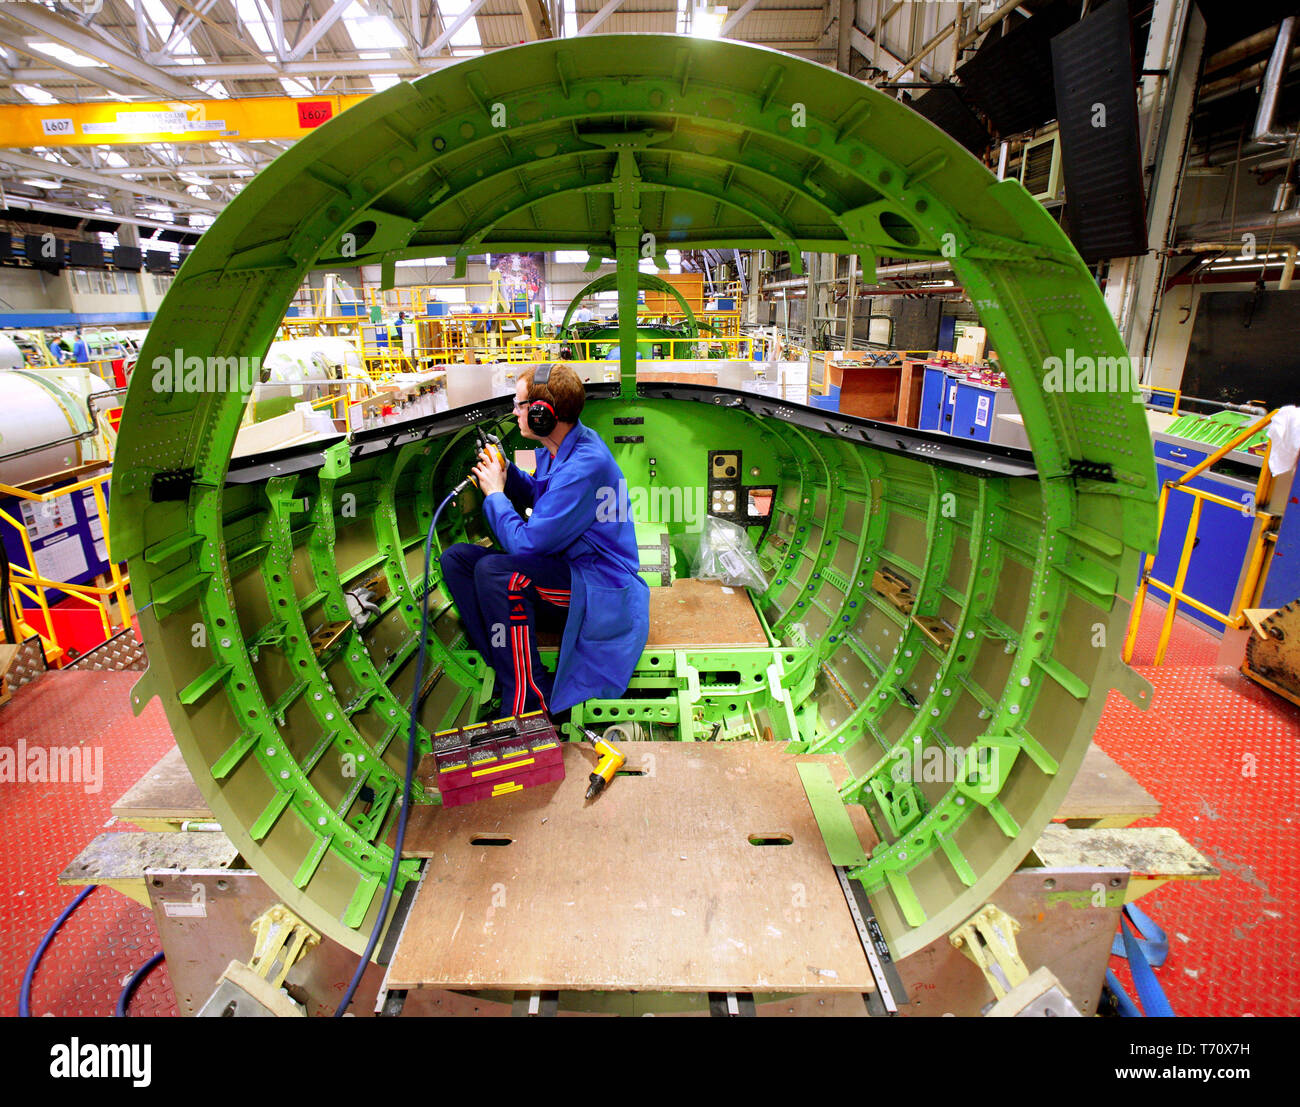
[0,603,1296,1018]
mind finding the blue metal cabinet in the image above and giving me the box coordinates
[918,366,949,431]
[940,375,959,435]
[1153,438,1209,469]
[951,381,1002,443]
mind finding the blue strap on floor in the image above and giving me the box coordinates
[1110,902,1169,966]
[1105,969,1143,1018]
[1109,907,1176,1018]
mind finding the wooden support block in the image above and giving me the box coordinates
[59,830,239,906]
[1033,824,1218,903]
[112,745,212,830]
[896,359,926,428]
[1056,744,1161,828]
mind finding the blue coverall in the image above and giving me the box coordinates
[439,420,649,716]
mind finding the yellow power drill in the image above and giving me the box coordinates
[473,429,506,483]
[583,728,626,800]
[451,429,508,497]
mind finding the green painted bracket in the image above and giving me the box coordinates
[797,762,871,868]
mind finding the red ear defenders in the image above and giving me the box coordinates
[527,363,558,437]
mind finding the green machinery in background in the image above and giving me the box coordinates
[557,272,714,360]
[110,35,1156,968]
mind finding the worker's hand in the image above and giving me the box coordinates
[472,448,507,496]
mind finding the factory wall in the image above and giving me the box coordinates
[0,267,73,312]
[0,266,171,319]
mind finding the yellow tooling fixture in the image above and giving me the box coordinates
[0,95,370,148]
[247,905,321,990]
[949,904,1029,1000]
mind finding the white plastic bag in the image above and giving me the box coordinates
[691,515,769,591]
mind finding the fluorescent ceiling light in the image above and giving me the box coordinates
[1212,253,1285,264]
[29,41,107,67]
[1208,261,1284,271]
[345,12,405,51]
[371,74,401,92]
[22,178,63,189]
[14,83,57,105]
[691,6,728,38]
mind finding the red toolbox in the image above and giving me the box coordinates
[425,710,564,807]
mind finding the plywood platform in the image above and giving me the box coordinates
[536,578,768,650]
[645,577,769,648]
[387,742,879,993]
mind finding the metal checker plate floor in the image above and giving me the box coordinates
[0,603,1296,1017]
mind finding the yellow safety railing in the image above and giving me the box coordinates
[549,335,754,361]
[0,470,132,665]
[286,279,539,321]
[1123,409,1278,665]
[366,280,534,315]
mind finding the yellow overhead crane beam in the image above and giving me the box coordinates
[0,94,372,148]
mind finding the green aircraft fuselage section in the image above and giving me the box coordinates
[110,34,1156,961]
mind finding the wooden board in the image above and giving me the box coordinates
[1054,744,1160,828]
[896,359,927,427]
[59,830,239,905]
[0,643,17,707]
[1034,825,1218,883]
[388,742,877,993]
[637,371,719,386]
[111,745,211,826]
[838,363,903,421]
[646,577,768,648]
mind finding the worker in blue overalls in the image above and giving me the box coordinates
[439,363,649,720]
